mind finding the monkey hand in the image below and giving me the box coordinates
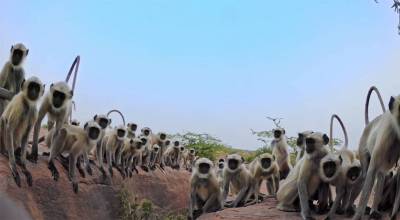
[11,171,21,187]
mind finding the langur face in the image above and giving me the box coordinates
[117,129,126,138]
[347,166,361,182]
[322,160,337,178]
[260,157,272,169]
[52,90,66,108]
[198,162,211,174]
[27,82,41,101]
[11,49,24,66]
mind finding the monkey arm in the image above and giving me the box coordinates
[0,87,13,100]
[31,104,47,160]
[203,193,218,213]
[222,175,230,201]
[327,186,345,218]
[115,142,123,166]
[188,184,197,219]
[298,164,312,219]
[82,150,92,176]
[232,184,249,207]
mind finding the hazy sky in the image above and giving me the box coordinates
[1,1,400,150]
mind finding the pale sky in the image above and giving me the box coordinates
[1,1,399,150]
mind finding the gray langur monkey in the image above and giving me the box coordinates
[271,128,292,179]
[183,148,196,171]
[126,123,137,138]
[163,140,182,169]
[29,81,73,162]
[319,114,362,220]
[215,158,225,190]
[0,43,28,115]
[47,121,101,193]
[249,152,279,202]
[101,125,126,177]
[0,76,44,187]
[93,114,111,176]
[277,132,330,220]
[188,157,223,220]
[353,87,400,220]
[222,154,253,208]
[120,137,146,178]
[296,131,314,164]
[149,132,168,169]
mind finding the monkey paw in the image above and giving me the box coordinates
[335,207,345,215]
[345,206,356,217]
[109,167,114,177]
[12,171,21,187]
[27,152,38,163]
[72,183,78,194]
[369,210,382,220]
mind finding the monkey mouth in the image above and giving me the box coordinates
[261,158,272,169]
[228,159,239,170]
[154,148,159,152]
[136,144,142,149]
[88,127,100,140]
[323,161,337,178]
[347,167,361,181]
[199,163,210,174]
[305,145,315,154]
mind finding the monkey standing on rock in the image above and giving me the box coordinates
[0,76,45,187]
[0,43,29,115]
[29,81,73,162]
[271,128,292,179]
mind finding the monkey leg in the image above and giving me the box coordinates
[353,164,378,220]
[325,187,345,220]
[106,151,113,177]
[76,155,85,178]
[19,133,32,187]
[6,129,21,187]
[69,155,78,194]
[47,129,67,181]
[369,171,385,219]
[82,152,92,176]
[390,172,400,219]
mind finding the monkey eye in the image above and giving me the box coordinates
[305,138,315,145]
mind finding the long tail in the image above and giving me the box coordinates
[365,86,386,126]
[330,114,349,150]
[107,109,126,126]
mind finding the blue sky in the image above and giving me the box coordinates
[1,1,400,150]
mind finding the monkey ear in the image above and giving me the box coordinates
[69,90,74,98]
[10,45,13,52]
[94,115,98,120]
[108,119,112,125]
[282,129,286,134]
[389,96,395,112]
[322,134,330,145]
[43,84,46,89]
[241,156,245,163]
[272,155,276,161]
[20,79,25,89]
[50,83,54,89]
[25,49,29,56]
[84,122,88,129]
[339,155,343,164]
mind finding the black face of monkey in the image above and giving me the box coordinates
[88,127,100,140]
[174,141,180,147]
[52,91,66,108]
[143,129,150,136]
[165,140,171,146]
[27,82,41,101]
[323,161,337,178]
[11,49,24,66]
[154,147,159,152]
[228,159,239,170]
[305,138,315,154]
[218,163,224,169]
[260,158,272,169]
[99,118,109,129]
[297,134,304,146]
[180,146,184,151]
[136,142,143,149]
[274,130,282,138]
[160,133,166,140]
[190,149,195,154]
[141,138,147,145]
[199,163,210,174]
[130,124,137,131]
[117,129,125,138]
[347,167,361,181]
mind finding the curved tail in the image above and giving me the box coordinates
[330,114,348,149]
[107,109,126,126]
[365,86,386,126]
[65,56,80,93]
